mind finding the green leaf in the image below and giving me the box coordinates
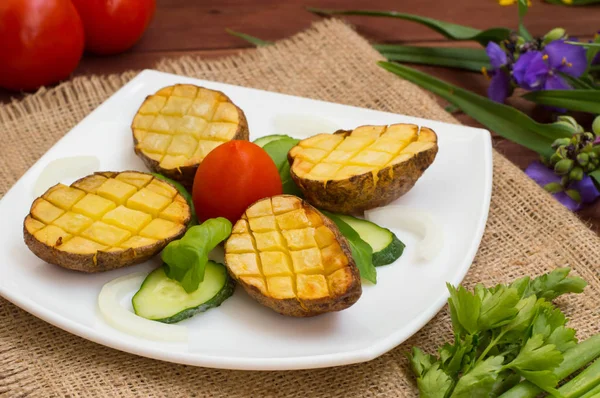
[501,295,538,336]
[322,211,376,283]
[447,284,481,335]
[517,0,533,41]
[410,347,438,377]
[225,29,272,47]
[590,170,600,187]
[565,41,600,48]
[508,334,563,392]
[524,267,587,300]
[151,173,197,226]
[307,8,511,46]
[162,218,232,292]
[417,363,454,398]
[378,61,572,157]
[522,90,600,113]
[558,73,598,90]
[374,45,490,72]
[451,356,504,397]
[586,36,600,71]
[261,137,303,195]
[532,300,577,353]
[479,286,520,330]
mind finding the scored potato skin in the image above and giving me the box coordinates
[226,195,362,317]
[132,86,250,189]
[289,129,438,214]
[23,171,190,273]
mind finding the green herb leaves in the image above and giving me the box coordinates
[162,218,232,293]
[411,268,588,397]
[307,8,510,46]
[261,137,303,196]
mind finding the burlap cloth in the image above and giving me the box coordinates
[1,19,599,397]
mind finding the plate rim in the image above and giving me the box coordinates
[0,69,493,371]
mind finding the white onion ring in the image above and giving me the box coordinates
[365,206,443,261]
[34,156,100,197]
[98,272,188,342]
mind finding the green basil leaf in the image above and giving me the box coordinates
[374,45,490,72]
[262,137,303,195]
[162,217,232,292]
[151,173,198,226]
[518,0,533,41]
[307,8,511,46]
[225,29,273,46]
[378,61,572,157]
[522,90,600,114]
[322,211,376,284]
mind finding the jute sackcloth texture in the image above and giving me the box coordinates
[1,19,599,397]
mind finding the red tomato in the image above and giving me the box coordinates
[0,0,84,91]
[193,141,283,224]
[71,0,156,55]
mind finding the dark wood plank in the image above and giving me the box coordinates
[135,0,599,52]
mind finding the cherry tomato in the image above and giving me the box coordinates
[0,0,84,91]
[71,0,156,55]
[193,141,283,224]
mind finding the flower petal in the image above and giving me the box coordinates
[543,73,571,90]
[554,192,582,211]
[486,42,507,69]
[487,70,511,103]
[543,40,587,77]
[571,176,600,204]
[525,161,561,187]
[514,51,548,90]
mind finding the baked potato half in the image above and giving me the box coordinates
[132,84,250,188]
[23,171,191,272]
[224,195,362,317]
[288,124,438,214]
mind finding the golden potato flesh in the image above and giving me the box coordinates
[288,124,438,214]
[132,84,250,188]
[23,171,191,272]
[224,195,362,317]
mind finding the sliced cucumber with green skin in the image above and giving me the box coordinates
[132,261,235,324]
[337,215,405,267]
[253,134,293,147]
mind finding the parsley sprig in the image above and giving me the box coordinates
[410,267,597,397]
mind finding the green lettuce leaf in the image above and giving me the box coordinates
[162,217,232,292]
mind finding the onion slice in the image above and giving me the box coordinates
[365,206,443,261]
[272,113,341,138]
[34,156,100,197]
[98,272,188,342]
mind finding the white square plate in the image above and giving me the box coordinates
[0,70,492,371]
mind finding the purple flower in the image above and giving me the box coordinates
[485,42,512,103]
[525,161,600,211]
[513,40,587,91]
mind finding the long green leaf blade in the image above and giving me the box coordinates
[375,45,490,72]
[378,61,572,157]
[307,8,511,45]
[522,90,600,113]
[225,29,273,47]
[565,41,600,49]
[518,0,533,41]
[559,73,597,90]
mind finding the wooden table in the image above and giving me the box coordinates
[2,0,599,231]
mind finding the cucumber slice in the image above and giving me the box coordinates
[337,215,405,267]
[132,261,234,324]
[253,134,292,147]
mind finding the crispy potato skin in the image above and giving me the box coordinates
[23,222,186,272]
[23,171,190,273]
[289,130,438,214]
[225,195,362,317]
[132,88,250,189]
